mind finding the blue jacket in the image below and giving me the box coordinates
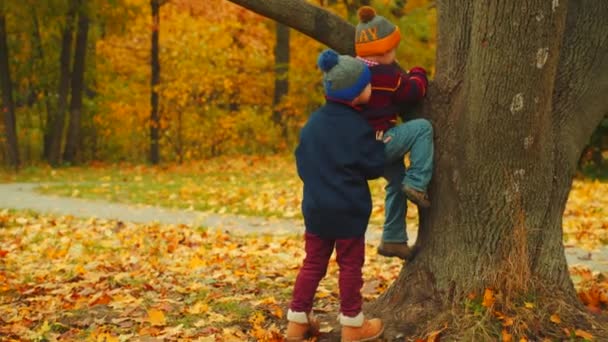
[295,100,385,239]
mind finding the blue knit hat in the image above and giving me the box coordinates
[317,49,371,102]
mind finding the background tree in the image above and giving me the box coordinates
[63,2,89,163]
[149,0,161,164]
[46,0,77,166]
[272,22,289,139]
[227,0,608,339]
[0,10,20,169]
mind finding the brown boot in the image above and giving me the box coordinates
[286,310,320,341]
[377,241,412,260]
[340,313,384,342]
[402,185,430,208]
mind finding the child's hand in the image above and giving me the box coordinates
[375,130,392,143]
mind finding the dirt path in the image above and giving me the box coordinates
[1,182,607,273]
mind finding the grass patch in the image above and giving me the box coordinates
[0,155,390,223]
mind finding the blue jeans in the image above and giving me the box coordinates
[381,119,433,243]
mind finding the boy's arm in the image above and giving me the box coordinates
[356,126,386,180]
[392,66,428,104]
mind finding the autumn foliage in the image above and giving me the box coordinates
[0,0,436,164]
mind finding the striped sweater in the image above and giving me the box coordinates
[357,58,428,132]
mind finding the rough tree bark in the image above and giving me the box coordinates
[228,0,608,339]
[149,0,161,165]
[0,11,20,169]
[63,6,89,163]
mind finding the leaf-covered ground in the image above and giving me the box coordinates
[0,211,402,341]
[0,210,606,341]
[0,155,607,340]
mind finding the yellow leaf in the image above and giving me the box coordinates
[187,301,209,314]
[524,301,535,309]
[482,288,495,308]
[550,314,561,324]
[427,330,441,342]
[189,256,206,269]
[148,308,166,326]
[574,329,593,340]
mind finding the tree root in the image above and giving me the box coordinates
[367,274,608,341]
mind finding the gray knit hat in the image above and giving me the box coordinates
[355,6,401,57]
[317,49,371,102]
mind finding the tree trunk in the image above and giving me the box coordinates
[272,22,289,139]
[30,6,54,162]
[63,7,89,164]
[149,0,160,165]
[228,0,608,339]
[46,0,77,166]
[0,12,19,169]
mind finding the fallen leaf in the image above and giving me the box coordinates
[502,329,512,342]
[482,288,495,308]
[147,308,166,326]
[574,329,593,340]
[550,314,561,324]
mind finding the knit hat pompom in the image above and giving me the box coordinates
[358,6,376,23]
[317,49,339,72]
[316,50,371,102]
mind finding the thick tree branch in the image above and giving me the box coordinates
[226,0,355,54]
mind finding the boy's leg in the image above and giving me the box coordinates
[287,232,332,340]
[379,159,412,259]
[335,236,384,341]
[290,232,334,313]
[382,159,408,244]
[335,235,365,316]
[384,119,434,192]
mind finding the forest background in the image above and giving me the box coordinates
[0,0,606,170]
[0,0,438,167]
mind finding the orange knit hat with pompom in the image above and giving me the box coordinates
[355,6,401,57]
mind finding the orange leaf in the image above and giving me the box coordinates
[482,288,495,308]
[550,314,561,324]
[0,250,8,257]
[574,329,593,340]
[502,329,513,342]
[89,292,112,306]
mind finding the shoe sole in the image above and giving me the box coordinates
[403,188,431,208]
[377,248,408,260]
[341,325,385,342]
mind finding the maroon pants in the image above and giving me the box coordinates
[289,232,365,317]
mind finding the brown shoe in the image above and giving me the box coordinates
[286,310,320,341]
[377,241,412,260]
[340,313,384,342]
[402,186,430,208]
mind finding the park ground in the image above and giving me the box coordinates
[0,155,607,341]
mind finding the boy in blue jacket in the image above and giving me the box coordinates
[285,49,385,342]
